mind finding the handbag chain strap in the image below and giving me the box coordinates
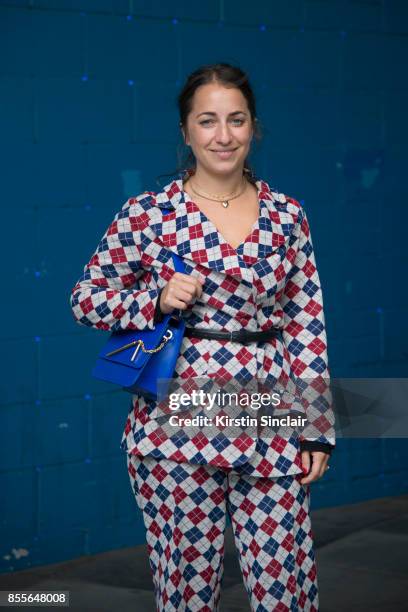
[130,330,173,361]
[105,329,174,361]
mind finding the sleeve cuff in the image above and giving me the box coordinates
[299,440,335,456]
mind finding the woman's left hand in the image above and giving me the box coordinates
[299,450,330,485]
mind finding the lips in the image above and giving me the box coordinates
[211,149,237,159]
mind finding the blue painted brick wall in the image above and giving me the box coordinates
[1,0,407,574]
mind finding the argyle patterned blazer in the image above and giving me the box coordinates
[70,172,336,477]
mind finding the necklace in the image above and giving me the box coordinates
[188,176,247,208]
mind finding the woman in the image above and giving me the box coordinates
[70,63,335,611]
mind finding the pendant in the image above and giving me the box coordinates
[222,200,229,208]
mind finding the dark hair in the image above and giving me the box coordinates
[156,62,262,187]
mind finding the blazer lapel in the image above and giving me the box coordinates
[152,176,296,281]
[239,181,297,266]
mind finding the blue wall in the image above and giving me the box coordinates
[1,0,408,574]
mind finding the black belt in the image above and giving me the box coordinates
[184,326,281,345]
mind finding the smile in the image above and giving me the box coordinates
[210,149,238,159]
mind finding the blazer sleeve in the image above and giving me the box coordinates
[281,203,336,451]
[70,199,161,332]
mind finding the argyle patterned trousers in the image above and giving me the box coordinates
[127,453,319,612]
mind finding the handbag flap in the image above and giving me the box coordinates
[97,317,171,371]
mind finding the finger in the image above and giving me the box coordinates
[315,455,329,479]
[165,297,191,310]
[300,455,324,484]
[174,272,205,285]
[173,272,202,285]
[312,457,329,482]
[190,277,204,298]
[169,280,199,300]
[185,276,205,299]
[170,275,197,289]
[300,462,321,485]
[317,461,327,479]
[163,287,195,310]
[300,450,311,476]
[172,276,203,299]
[196,277,205,297]
[172,273,205,299]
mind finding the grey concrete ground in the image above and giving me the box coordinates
[0,494,407,611]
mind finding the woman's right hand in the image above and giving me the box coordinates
[159,273,205,314]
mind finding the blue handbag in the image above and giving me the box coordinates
[92,207,186,402]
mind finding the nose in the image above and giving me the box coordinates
[215,121,233,146]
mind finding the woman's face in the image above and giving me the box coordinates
[183,82,254,176]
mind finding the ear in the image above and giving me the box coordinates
[180,123,190,147]
[179,124,184,141]
[250,118,256,139]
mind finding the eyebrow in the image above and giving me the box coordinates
[196,111,247,118]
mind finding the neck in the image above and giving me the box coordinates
[187,166,246,195]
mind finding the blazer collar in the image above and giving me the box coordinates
[152,173,295,282]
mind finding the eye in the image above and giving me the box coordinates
[199,117,245,126]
